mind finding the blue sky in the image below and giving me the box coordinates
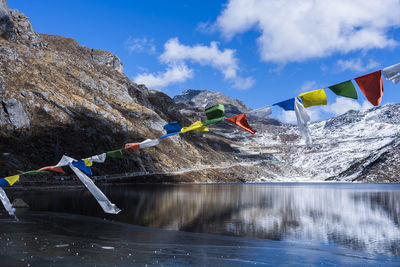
[9,0,400,122]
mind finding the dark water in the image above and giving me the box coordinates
[1,183,400,266]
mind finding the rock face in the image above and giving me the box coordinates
[0,2,250,184]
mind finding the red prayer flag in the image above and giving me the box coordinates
[38,166,65,174]
[124,143,140,151]
[354,70,383,106]
[225,113,256,135]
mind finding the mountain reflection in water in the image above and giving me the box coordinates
[8,183,400,257]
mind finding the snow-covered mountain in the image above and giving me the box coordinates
[234,104,400,182]
[175,89,400,182]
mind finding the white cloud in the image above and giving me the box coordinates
[215,0,400,64]
[322,98,373,116]
[160,38,254,89]
[134,63,193,89]
[125,37,156,54]
[336,58,379,73]
[134,38,254,90]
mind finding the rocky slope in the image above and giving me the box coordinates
[0,2,259,185]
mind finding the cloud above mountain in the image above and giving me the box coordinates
[134,38,254,90]
[215,0,400,64]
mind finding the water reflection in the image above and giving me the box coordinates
[8,183,400,257]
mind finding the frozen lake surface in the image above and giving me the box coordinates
[1,183,400,266]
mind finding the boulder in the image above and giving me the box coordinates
[2,98,30,128]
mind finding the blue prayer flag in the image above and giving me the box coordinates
[72,160,93,176]
[160,122,182,139]
[0,178,10,187]
[273,98,295,111]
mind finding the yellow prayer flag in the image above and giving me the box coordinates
[298,89,327,108]
[84,158,93,166]
[5,175,20,186]
[180,121,209,134]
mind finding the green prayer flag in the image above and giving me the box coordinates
[204,104,225,126]
[106,149,124,159]
[328,80,358,99]
[22,170,49,175]
[203,117,224,126]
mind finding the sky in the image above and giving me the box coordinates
[9,0,400,123]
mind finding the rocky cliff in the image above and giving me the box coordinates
[0,3,260,185]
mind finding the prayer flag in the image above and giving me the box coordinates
[273,98,295,111]
[382,63,400,84]
[57,154,121,214]
[0,175,20,187]
[294,97,312,145]
[38,166,65,174]
[298,89,327,108]
[328,80,358,99]
[83,158,93,167]
[203,104,225,126]
[69,163,121,214]
[124,143,140,151]
[225,113,256,135]
[181,121,209,133]
[139,139,160,149]
[160,122,182,139]
[0,187,16,217]
[88,153,107,163]
[5,175,20,186]
[106,149,124,159]
[72,160,93,176]
[22,170,49,175]
[354,70,383,106]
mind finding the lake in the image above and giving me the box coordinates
[1,183,400,266]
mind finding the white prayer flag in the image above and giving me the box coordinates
[88,153,107,163]
[382,63,400,84]
[294,98,312,146]
[0,187,16,218]
[139,139,160,149]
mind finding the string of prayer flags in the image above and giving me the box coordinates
[106,149,124,159]
[71,160,93,176]
[160,122,182,139]
[88,153,107,163]
[124,143,140,151]
[273,98,295,111]
[328,80,358,99]
[0,187,16,217]
[382,62,400,84]
[38,166,65,174]
[225,113,256,135]
[203,104,225,126]
[181,121,209,134]
[294,97,312,145]
[247,106,272,118]
[0,175,20,187]
[355,70,383,106]
[298,89,327,108]
[139,139,160,149]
